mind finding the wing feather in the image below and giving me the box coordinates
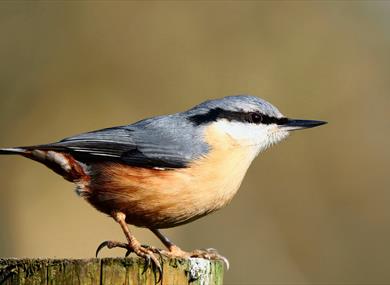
[29,116,209,169]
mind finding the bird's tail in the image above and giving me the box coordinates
[0,147,27,155]
[0,146,87,183]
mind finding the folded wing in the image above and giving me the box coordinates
[27,115,209,169]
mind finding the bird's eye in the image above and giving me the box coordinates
[250,112,263,124]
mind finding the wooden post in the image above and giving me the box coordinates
[0,257,224,285]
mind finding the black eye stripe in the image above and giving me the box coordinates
[188,108,288,126]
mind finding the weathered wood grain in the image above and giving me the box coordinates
[0,257,224,285]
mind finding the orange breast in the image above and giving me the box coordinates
[86,125,258,228]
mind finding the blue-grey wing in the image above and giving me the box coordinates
[37,115,209,169]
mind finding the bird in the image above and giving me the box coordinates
[0,95,326,272]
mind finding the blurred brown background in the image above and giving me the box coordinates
[0,1,389,284]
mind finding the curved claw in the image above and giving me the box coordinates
[152,252,164,283]
[151,257,163,284]
[95,240,129,257]
[154,265,162,284]
[155,249,164,261]
[96,241,110,257]
[203,248,229,270]
[141,255,151,274]
[218,255,230,271]
[125,248,133,257]
[140,252,163,283]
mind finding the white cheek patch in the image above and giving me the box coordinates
[213,120,267,143]
[213,120,289,152]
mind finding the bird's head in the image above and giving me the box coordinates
[186,95,326,154]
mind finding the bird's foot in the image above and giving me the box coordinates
[160,245,230,270]
[190,248,229,270]
[96,240,163,282]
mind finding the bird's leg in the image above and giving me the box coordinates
[96,212,162,277]
[150,229,229,269]
[150,228,188,257]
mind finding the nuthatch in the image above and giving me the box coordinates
[0,95,326,273]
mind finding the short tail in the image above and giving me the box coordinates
[0,146,88,183]
[0,147,27,155]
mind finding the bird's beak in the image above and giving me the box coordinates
[281,119,327,131]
